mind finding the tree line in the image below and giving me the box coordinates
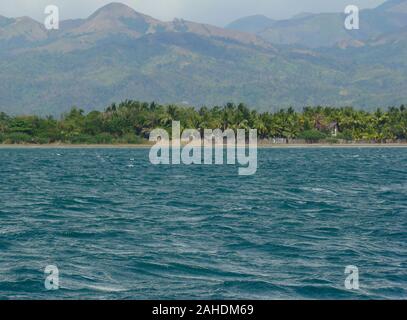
[0,101,406,144]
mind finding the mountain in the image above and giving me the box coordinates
[0,1,406,115]
[0,15,12,27]
[376,0,407,12]
[291,12,314,20]
[227,0,407,48]
[226,15,275,33]
[0,16,48,47]
[25,3,270,53]
[259,13,353,48]
[66,3,162,38]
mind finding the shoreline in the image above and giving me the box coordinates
[1,143,407,149]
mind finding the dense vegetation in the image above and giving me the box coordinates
[0,101,406,144]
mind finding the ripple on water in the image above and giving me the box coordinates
[0,148,406,299]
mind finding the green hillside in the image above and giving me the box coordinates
[0,2,406,115]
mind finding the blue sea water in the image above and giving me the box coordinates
[0,147,406,300]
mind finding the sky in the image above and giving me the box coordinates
[0,0,386,26]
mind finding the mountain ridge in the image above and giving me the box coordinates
[226,15,275,34]
[0,1,406,115]
[227,0,407,48]
[1,2,271,53]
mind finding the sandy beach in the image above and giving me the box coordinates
[1,143,407,149]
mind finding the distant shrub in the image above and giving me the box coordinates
[94,133,114,144]
[337,130,353,141]
[298,130,327,143]
[325,138,339,144]
[33,137,51,144]
[119,133,144,144]
[36,131,62,143]
[3,132,33,144]
[68,134,96,144]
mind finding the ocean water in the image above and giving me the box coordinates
[0,147,406,300]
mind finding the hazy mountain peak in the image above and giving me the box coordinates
[171,19,273,49]
[14,16,40,25]
[67,2,162,40]
[374,0,407,14]
[0,14,13,27]
[387,0,407,13]
[228,0,407,48]
[226,15,275,33]
[0,15,48,42]
[86,1,160,26]
[88,2,144,20]
[291,12,314,20]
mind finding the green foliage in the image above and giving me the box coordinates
[118,133,144,144]
[325,138,339,144]
[33,137,51,144]
[3,132,33,144]
[94,133,114,144]
[337,130,353,141]
[298,130,327,143]
[0,101,406,144]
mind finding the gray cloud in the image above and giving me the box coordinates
[1,0,385,26]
